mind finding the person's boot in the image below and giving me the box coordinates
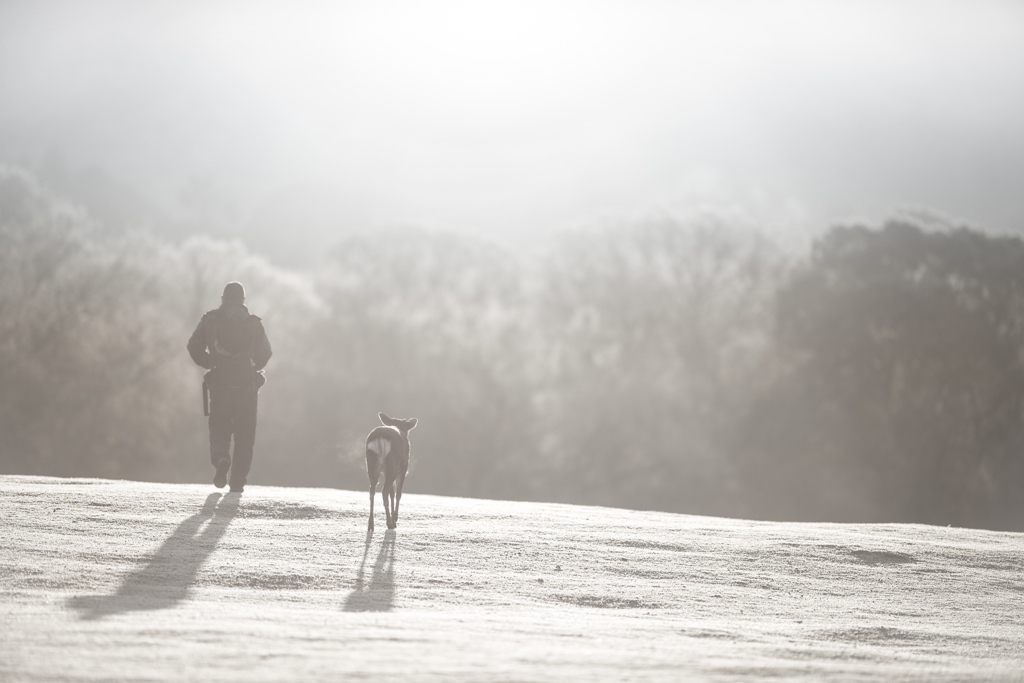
[213,459,230,489]
[229,484,244,493]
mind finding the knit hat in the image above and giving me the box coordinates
[222,281,245,304]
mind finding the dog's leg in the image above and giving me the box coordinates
[378,479,389,532]
[393,469,407,528]
[368,484,375,531]
[366,450,381,532]
[388,480,397,529]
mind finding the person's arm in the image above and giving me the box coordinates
[253,321,272,371]
[187,317,214,369]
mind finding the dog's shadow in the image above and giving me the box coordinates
[68,492,238,620]
[342,529,396,612]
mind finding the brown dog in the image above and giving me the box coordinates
[365,413,417,530]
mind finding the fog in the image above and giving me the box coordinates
[2,2,1024,530]
[1,1,1022,261]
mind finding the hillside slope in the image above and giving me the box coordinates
[2,475,1023,682]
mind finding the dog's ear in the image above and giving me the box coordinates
[405,418,418,430]
[378,412,394,427]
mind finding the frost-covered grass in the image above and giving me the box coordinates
[2,475,1023,682]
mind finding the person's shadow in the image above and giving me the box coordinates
[343,529,396,612]
[68,492,238,620]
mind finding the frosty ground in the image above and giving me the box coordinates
[1,476,1022,682]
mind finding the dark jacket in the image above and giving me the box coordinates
[187,304,272,377]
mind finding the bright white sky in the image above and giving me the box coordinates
[1,0,1022,258]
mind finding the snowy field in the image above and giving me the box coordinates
[2,475,1023,682]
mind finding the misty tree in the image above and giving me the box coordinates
[8,164,1024,531]
[540,217,782,514]
[308,226,542,499]
[0,167,195,479]
[767,220,1024,527]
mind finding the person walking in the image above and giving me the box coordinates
[187,282,272,493]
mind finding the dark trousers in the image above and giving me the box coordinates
[208,386,258,488]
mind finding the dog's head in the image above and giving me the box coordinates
[379,412,418,435]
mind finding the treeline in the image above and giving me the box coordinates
[2,166,1023,530]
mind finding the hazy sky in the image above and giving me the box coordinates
[1,0,1022,260]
